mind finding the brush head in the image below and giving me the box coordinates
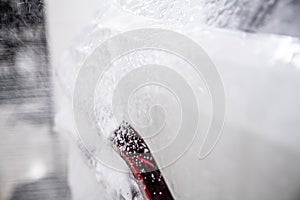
[110,120,157,173]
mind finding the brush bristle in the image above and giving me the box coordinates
[111,121,150,155]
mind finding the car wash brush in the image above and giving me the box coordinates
[110,121,174,200]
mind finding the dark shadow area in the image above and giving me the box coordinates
[0,1,70,200]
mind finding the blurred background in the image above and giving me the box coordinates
[0,0,300,200]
